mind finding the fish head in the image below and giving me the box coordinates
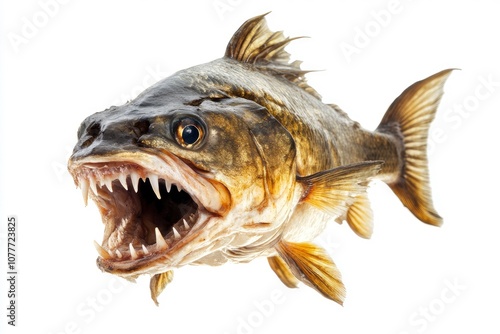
[68,77,298,279]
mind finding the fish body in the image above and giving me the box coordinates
[68,14,452,305]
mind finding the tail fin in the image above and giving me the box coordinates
[376,69,455,226]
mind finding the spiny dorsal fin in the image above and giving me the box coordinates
[224,13,321,99]
[275,241,345,305]
[225,12,294,64]
[298,161,383,219]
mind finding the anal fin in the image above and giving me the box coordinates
[275,240,345,305]
[346,192,374,239]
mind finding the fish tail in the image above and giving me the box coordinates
[376,69,455,226]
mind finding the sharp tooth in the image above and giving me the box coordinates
[183,219,190,230]
[149,174,161,199]
[79,178,89,206]
[129,243,138,260]
[93,241,111,259]
[118,173,128,190]
[131,172,140,193]
[155,227,168,250]
[89,176,98,195]
[165,180,172,193]
[173,227,181,239]
[142,244,149,255]
[115,249,123,259]
[104,177,113,192]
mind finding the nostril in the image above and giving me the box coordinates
[87,122,101,137]
[132,120,150,138]
[78,122,101,149]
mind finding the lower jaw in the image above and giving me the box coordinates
[96,246,180,277]
[96,212,215,276]
[97,255,166,277]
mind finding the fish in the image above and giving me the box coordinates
[67,13,453,306]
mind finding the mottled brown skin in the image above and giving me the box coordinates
[136,58,402,182]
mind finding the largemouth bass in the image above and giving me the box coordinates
[68,14,453,305]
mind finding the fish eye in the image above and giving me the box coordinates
[173,117,205,148]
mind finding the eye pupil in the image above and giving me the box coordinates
[174,117,205,148]
[182,125,200,145]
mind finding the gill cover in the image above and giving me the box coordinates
[206,97,296,199]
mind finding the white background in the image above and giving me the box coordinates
[1,1,499,333]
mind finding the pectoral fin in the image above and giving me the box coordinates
[268,255,299,288]
[298,161,382,219]
[275,240,345,305]
[150,270,174,306]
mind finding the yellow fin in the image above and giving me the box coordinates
[224,13,321,99]
[275,241,345,305]
[150,270,174,306]
[377,69,456,226]
[298,161,382,219]
[346,192,374,239]
[268,255,299,289]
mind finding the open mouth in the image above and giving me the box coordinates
[68,152,228,276]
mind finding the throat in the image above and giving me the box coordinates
[102,177,198,253]
[139,179,198,244]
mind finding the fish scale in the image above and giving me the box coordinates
[67,13,453,306]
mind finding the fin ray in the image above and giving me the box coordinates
[225,13,293,65]
[275,241,345,305]
[224,13,321,99]
[377,69,456,226]
[298,161,382,220]
[150,270,174,306]
[268,255,299,288]
[346,192,374,239]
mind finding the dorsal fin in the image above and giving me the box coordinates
[224,13,321,99]
[225,12,296,64]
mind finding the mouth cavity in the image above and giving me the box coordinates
[72,161,205,268]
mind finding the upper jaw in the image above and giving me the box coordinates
[68,150,229,214]
[67,150,231,276]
